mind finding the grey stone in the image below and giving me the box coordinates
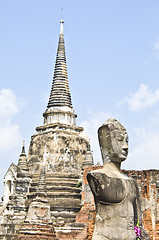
[87,118,150,240]
[0,20,93,239]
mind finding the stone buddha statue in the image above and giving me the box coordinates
[87,118,150,240]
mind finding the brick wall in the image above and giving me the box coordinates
[12,167,159,240]
[123,169,159,239]
[80,167,159,240]
[12,222,56,240]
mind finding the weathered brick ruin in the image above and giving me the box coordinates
[0,20,159,239]
[0,20,93,239]
[81,167,159,239]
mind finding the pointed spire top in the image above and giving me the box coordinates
[46,19,73,109]
[41,19,78,128]
[18,140,29,173]
[60,19,64,35]
[20,140,26,156]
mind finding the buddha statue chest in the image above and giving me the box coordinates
[88,172,136,205]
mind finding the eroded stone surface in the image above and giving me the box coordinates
[28,128,90,175]
[87,118,150,240]
[0,17,157,240]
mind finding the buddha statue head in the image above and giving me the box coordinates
[98,118,128,164]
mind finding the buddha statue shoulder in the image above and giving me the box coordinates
[87,118,150,240]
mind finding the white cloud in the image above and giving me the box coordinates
[0,89,23,153]
[123,114,159,170]
[80,109,112,165]
[0,89,23,118]
[0,89,24,197]
[119,84,159,111]
[0,124,21,152]
[0,168,7,198]
[80,109,159,171]
[125,129,159,170]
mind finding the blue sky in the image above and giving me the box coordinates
[0,0,159,197]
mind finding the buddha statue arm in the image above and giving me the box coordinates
[87,173,98,200]
[87,172,127,205]
[133,179,142,225]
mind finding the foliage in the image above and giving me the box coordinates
[134,221,141,239]
[76,180,82,188]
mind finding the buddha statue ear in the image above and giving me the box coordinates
[98,124,112,163]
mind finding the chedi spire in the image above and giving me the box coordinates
[47,20,72,109]
[17,140,29,173]
[43,20,76,126]
[20,140,26,156]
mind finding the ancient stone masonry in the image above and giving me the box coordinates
[80,167,159,240]
[87,119,149,239]
[47,19,72,109]
[43,19,76,127]
[123,170,159,240]
[0,19,159,240]
[0,20,93,240]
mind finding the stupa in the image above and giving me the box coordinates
[0,20,93,239]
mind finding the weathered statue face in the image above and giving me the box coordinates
[110,130,128,163]
[98,118,128,164]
